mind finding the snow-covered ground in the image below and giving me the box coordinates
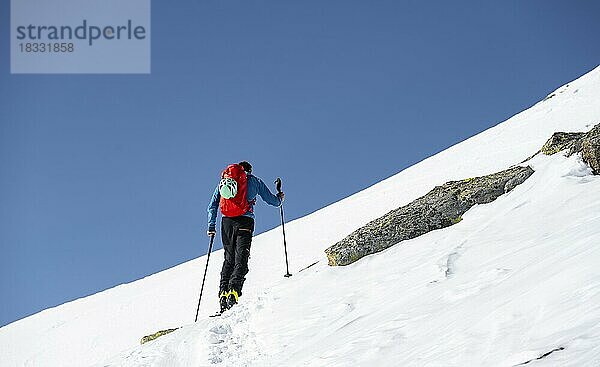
[2,66,600,367]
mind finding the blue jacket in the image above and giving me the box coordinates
[207,174,281,229]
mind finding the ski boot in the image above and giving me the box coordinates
[226,289,239,310]
[219,290,228,313]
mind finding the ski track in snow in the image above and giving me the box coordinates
[205,297,265,366]
[3,66,600,366]
[97,297,269,367]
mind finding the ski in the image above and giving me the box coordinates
[209,312,223,318]
[299,260,319,273]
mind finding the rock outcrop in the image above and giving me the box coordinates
[325,166,534,266]
[541,132,585,155]
[540,123,600,174]
[140,328,178,345]
[325,124,599,267]
[579,125,600,174]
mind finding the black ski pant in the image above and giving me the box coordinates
[220,216,254,296]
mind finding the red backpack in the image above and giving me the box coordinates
[219,164,251,217]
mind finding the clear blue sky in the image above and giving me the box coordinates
[1,1,599,327]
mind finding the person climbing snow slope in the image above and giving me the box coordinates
[207,161,284,313]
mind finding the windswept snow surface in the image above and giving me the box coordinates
[2,66,600,367]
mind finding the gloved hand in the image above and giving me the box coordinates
[207,225,216,237]
[277,191,285,203]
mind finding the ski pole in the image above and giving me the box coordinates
[195,234,215,322]
[275,178,292,278]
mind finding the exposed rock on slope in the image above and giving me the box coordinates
[140,328,178,345]
[541,132,585,155]
[326,124,600,267]
[579,124,600,174]
[541,123,600,174]
[325,166,534,266]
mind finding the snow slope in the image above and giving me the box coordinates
[2,66,600,367]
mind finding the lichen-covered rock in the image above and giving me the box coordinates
[140,328,178,344]
[541,132,584,155]
[325,166,534,266]
[540,124,600,175]
[581,124,600,174]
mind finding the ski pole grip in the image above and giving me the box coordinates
[275,177,282,193]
